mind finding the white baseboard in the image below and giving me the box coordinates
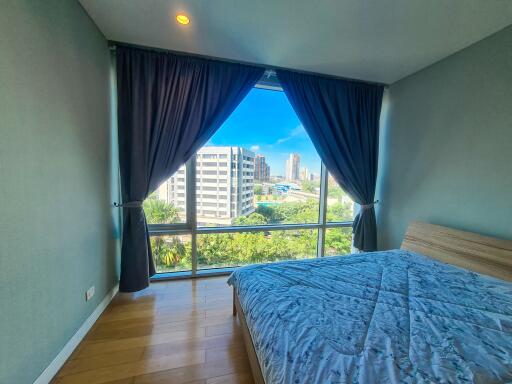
[33,283,119,384]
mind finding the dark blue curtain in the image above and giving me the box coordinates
[116,46,263,292]
[276,70,384,251]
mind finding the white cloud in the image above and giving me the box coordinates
[250,145,260,152]
[276,125,305,145]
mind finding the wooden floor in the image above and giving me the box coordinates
[53,276,253,384]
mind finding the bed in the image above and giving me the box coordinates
[228,222,512,383]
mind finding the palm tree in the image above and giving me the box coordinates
[143,198,180,224]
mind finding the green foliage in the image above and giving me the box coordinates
[151,235,192,272]
[328,184,346,199]
[256,199,320,224]
[301,180,317,193]
[325,228,352,255]
[143,198,180,224]
[326,202,353,222]
[279,199,319,224]
[256,204,285,223]
[196,229,318,268]
[233,212,268,225]
[149,199,354,272]
[254,184,263,195]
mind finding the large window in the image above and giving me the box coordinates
[145,83,354,275]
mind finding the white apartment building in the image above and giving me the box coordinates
[156,146,255,226]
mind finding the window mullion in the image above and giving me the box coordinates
[317,163,328,257]
[186,155,198,275]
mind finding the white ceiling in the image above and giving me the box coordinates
[79,0,512,84]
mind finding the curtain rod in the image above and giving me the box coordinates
[108,41,389,88]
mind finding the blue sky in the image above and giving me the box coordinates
[206,88,321,176]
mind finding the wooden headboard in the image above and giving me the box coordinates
[401,222,512,281]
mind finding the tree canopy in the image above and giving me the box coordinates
[144,197,353,272]
[143,198,180,224]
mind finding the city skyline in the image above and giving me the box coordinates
[206,87,321,176]
[198,145,313,181]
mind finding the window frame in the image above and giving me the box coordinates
[148,80,354,279]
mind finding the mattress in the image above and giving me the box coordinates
[228,250,512,383]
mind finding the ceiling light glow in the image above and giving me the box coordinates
[176,14,190,25]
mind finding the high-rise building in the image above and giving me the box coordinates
[156,146,255,225]
[300,167,310,181]
[285,153,300,181]
[254,154,270,182]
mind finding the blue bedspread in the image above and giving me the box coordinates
[228,250,512,383]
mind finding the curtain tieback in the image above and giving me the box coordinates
[113,200,143,208]
[360,200,379,210]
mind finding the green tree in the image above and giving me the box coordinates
[277,199,319,224]
[196,229,319,268]
[256,205,284,223]
[197,233,234,267]
[301,180,316,193]
[254,184,263,195]
[143,197,188,271]
[151,236,192,271]
[143,199,180,224]
[326,202,353,222]
[233,212,268,225]
[327,183,345,199]
[149,198,354,272]
[324,228,352,255]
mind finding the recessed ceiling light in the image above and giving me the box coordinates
[176,14,190,25]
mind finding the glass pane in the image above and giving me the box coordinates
[150,234,192,273]
[326,173,355,222]
[324,227,353,256]
[144,166,187,224]
[197,229,318,269]
[196,87,321,227]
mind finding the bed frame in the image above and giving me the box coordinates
[401,221,512,282]
[232,221,512,383]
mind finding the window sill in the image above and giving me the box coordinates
[150,267,235,282]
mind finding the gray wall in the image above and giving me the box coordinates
[376,25,512,249]
[0,1,120,383]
